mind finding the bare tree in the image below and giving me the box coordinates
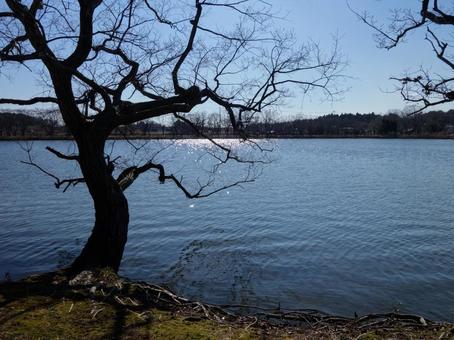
[350,0,454,113]
[0,0,343,273]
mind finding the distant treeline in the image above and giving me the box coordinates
[0,112,61,137]
[2,109,454,139]
[246,110,454,137]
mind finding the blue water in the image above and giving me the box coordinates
[1,139,454,321]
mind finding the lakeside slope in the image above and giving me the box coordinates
[0,271,452,339]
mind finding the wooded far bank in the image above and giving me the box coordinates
[2,109,454,139]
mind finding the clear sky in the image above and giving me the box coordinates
[1,0,453,117]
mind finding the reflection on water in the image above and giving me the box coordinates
[1,139,454,321]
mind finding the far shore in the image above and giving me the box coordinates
[2,134,454,141]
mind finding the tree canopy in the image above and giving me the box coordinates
[0,0,343,272]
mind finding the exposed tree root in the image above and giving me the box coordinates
[62,270,448,335]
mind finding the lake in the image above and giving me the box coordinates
[1,139,454,321]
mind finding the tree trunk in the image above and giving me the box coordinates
[70,134,129,274]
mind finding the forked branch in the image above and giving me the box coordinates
[116,159,255,198]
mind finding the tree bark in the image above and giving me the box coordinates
[70,133,129,274]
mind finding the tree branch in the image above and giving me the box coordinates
[172,1,202,94]
[116,159,255,198]
[63,0,102,69]
[46,146,79,161]
[19,143,85,193]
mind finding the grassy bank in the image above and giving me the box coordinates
[0,271,452,339]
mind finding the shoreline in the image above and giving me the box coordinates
[0,270,452,339]
[2,134,454,141]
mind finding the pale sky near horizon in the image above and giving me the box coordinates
[1,0,453,118]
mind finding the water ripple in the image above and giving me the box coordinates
[1,139,454,320]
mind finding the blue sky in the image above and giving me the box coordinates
[1,0,453,117]
[277,0,454,116]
